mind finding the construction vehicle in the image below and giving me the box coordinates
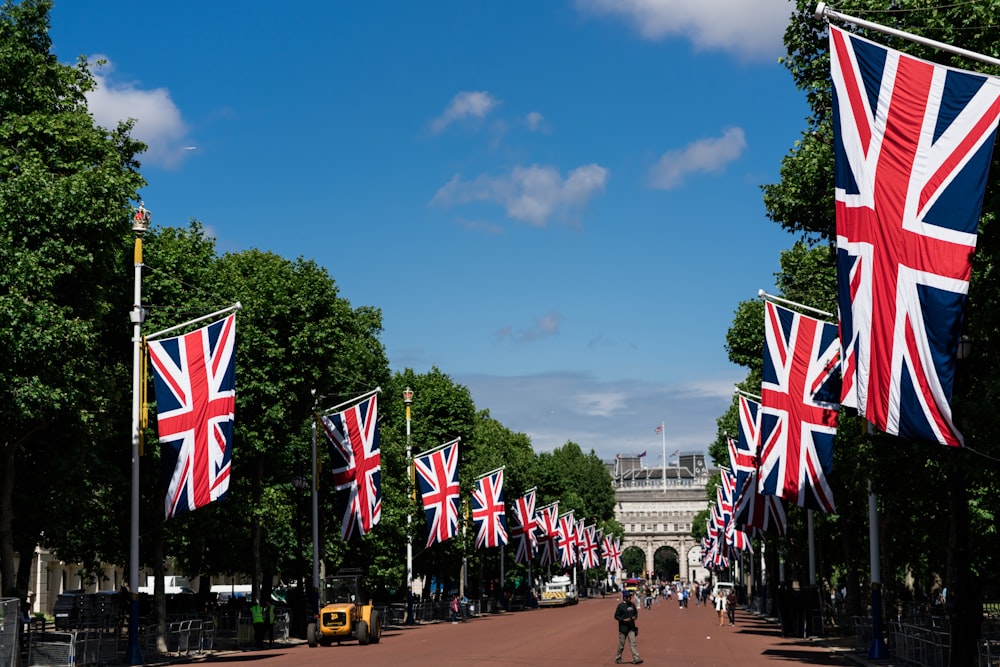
[307,569,382,646]
[538,575,579,607]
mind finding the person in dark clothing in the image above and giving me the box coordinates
[727,590,737,626]
[613,590,643,664]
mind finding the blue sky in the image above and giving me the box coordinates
[49,1,808,464]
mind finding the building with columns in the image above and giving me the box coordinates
[610,453,716,584]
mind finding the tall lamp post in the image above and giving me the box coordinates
[404,387,415,625]
[292,475,309,638]
[127,202,150,665]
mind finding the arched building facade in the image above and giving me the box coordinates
[610,453,715,584]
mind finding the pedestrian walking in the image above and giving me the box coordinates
[613,590,643,664]
[727,590,737,626]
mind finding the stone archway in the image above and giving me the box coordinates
[653,546,680,581]
[621,546,646,579]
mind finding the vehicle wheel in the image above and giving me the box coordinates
[370,611,382,644]
[307,623,318,648]
[356,619,370,645]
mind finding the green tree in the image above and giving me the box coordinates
[0,0,145,596]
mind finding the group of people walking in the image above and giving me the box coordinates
[612,582,740,663]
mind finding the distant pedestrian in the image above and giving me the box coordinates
[614,590,642,664]
[727,590,737,626]
[450,594,460,624]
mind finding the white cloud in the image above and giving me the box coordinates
[431,91,500,133]
[85,58,191,169]
[495,310,562,343]
[458,371,740,459]
[648,127,746,190]
[526,111,545,132]
[575,0,794,61]
[432,163,609,226]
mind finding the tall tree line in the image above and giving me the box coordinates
[0,0,621,620]
[712,2,1000,663]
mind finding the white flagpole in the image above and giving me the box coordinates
[758,289,834,319]
[127,204,149,665]
[660,423,666,491]
[145,302,242,341]
[815,2,1000,70]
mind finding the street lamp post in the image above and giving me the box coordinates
[127,202,150,665]
[404,387,415,625]
[293,475,309,639]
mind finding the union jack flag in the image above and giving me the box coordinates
[722,470,753,553]
[510,489,538,564]
[759,301,839,513]
[471,469,508,549]
[148,314,236,520]
[830,25,1000,446]
[580,524,599,570]
[535,502,559,566]
[731,396,787,536]
[321,393,381,541]
[414,440,461,547]
[603,535,623,572]
[556,512,577,567]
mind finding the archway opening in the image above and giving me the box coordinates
[653,546,679,582]
[621,546,646,579]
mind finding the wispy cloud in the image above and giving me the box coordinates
[574,0,793,61]
[85,57,191,169]
[432,164,609,226]
[496,310,562,343]
[525,111,546,132]
[458,371,740,458]
[648,127,746,190]
[431,91,500,133]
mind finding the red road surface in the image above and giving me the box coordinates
[174,597,856,666]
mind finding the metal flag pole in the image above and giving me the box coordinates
[659,423,666,492]
[757,289,834,320]
[866,423,889,659]
[403,387,415,625]
[127,202,150,666]
[815,2,1000,70]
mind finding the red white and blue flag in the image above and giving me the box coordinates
[603,535,623,572]
[321,393,381,541]
[414,440,461,548]
[731,396,786,536]
[510,489,538,564]
[830,25,1000,446]
[535,502,560,566]
[471,469,508,549]
[580,524,600,570]
[722,469,753,553]
[148,314,236,520]
[759,301,840,513]
[557,512,577,567]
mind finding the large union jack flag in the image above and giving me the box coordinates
[471,469,508,549]
[414,440,461,548]
[148,314,236,520]
[759,301,839,513]
[510,489,538,564]
[321,393,381,541]
[731,396,787,536]
[830,25,1000,446]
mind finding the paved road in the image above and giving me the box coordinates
[173,597,860,666]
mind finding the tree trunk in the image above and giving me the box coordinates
[947,462,980,667]
[0,443,17,595]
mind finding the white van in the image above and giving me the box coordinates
[713,582,735,599]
